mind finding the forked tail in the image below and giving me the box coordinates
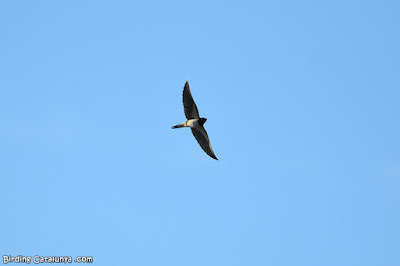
[171,122,186,129]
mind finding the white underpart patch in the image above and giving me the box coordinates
[186,119,199,128]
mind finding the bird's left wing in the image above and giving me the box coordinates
[191,127,218,160]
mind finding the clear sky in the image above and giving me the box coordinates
[1,1,399,265]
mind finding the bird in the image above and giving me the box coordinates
[172,80,218,160]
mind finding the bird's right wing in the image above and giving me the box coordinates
[191,127,218,160]
[183,80,200,119]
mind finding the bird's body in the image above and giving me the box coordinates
[172,118,203,129]
[172,80,218,160]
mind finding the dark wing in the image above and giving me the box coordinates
[191,127,218,160]
[183,80,200,119]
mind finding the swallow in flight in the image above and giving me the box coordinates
[172,80,218,160]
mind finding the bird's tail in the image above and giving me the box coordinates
[171,122,186,129]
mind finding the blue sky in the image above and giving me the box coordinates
[1,1,399,265]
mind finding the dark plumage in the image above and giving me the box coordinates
[172,80,218,160]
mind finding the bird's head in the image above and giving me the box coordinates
[199,118,207,125]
